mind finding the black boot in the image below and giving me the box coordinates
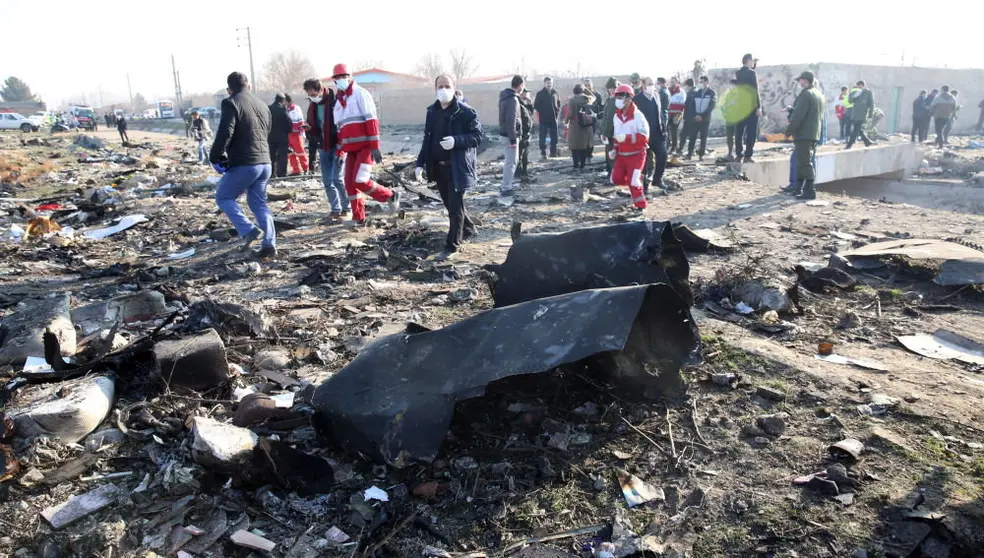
[796,180,816,200]
[781,181,801,195]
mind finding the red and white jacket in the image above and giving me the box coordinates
[613,102,650,156]
[333,82,380,154]
[286,103,305,134]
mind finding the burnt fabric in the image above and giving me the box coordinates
[487,221,692,308]
[312,283,701,466]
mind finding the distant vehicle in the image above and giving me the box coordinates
[193,107,220,119]
[27,113,45,129]
[0,112,39,132]
[157,100,175,119]
[70,106,98,130]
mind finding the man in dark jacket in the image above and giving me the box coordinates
[498,75,524,197]
[845,80,874,149]
[534,76,561,158]
[415,74,483,259]
[687,76,716,160]
[679,79,698,159]
[656,77,670,135]
[267,94,292,177]
[912,91,930,143]
[601,77,619,173]
[633,76,669,194]
[303,78,348,220]
[209,71,276,259]
[734,54,760,163]
[782,71,825,200]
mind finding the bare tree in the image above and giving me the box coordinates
[692,58,707,82]
[414,53,446,81]
[449,49,477,82]
[262,50,315,93]
[352,60,383,72]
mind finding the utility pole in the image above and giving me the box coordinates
[127,73,134,112]
[237,26,256,90]
[98,85,103,107]
[171,54,183,114]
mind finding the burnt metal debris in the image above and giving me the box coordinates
[312,283,701,467]
[486,221,693,308]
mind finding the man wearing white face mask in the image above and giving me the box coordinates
[331,63,400,223]
[415,74,483,259]
[304,78,348,222]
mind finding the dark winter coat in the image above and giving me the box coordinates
[850,88,874,122]
[268,102,292,142]
[633,92,665,145]
[498,88,521,142]
[735,66,759,109]
[533,87,561,123]
[306,91,339,151]
[416,99,483,192]
[209,90,272,167]
[785,86,825,141]
[565,93,595,151]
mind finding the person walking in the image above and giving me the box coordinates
[331,63,400,223]
[667,82,686,154]
[781,71,825,200]
[688,76,716,160]
[565,84,596,170]
[285,94,309,175]
[835,86,849,140]
[499,75,524,196]
[184,110,194,139]
[930,85,957,148]
[116,113,129,144]
[601,77,620,174]
[305,78,346,221]
[845,80,874,149]
[414,74,482,260]
[610,84,650,211]
[632,76,668,193]
[734,54,761,163]
[209,71,276,259]
[534,77,561,159]
[630,73,643,96]
[656,77,670,135]
[190,110,212,164]
[912,90,930,143]
[267,94,292,178]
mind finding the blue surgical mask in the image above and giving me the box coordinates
[334,78,350,91]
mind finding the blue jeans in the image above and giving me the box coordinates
[215,164,275,248]
[319,148,348,214]
[197,139,208,163]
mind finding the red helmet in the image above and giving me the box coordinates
[332,63,349,78]
[615,84,634,96]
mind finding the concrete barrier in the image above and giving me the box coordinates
[741,143,921,187]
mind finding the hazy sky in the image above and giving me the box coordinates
[1,0,977,108]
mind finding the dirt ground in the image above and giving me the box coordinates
[2,127,984,558]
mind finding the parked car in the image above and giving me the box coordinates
[0,112,38,132]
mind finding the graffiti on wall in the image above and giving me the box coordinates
[709,64,830,133]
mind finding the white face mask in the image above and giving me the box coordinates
[615,98,626,109]
[334,78,350,91]
[308,95,322,103]
[645,85,655,95]
[436,88,455,104]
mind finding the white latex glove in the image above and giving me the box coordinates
[600,136,608,144]
[414,167,424,182]
[615,134,627,143]
[608,150,616,159]
[440,136,455,150]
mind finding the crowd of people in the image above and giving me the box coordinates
[909,86,967,148]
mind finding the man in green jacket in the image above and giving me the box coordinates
[845,80,874,149]
[783,71,825,200]
[601,77,620,173]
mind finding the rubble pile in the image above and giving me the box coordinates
[1,129,984,557]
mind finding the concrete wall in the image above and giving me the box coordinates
[741,143,922,187]
[707,63,984,135]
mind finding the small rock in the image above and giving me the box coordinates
[449,288,476,302]
[825,463,851,485]
[834,493,855,506]
[756,413,789,436]
[191,417,258,467]
[807,476,840,496]
[712,372,738,386]
[904,393,921,403]
[756,385,787,402]
[593,476,608,491]
[254,349,291,371]
[741,424,765,438]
